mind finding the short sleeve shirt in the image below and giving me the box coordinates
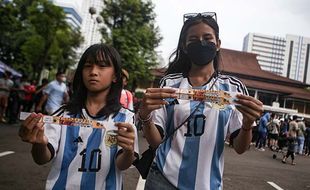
[153,73,248,190]
[44,108,139,190]
[43,80,67,114]
[0,78,14,96]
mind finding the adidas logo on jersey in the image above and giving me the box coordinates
[73,136,83,143]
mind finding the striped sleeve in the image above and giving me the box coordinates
[44,108,66,159]
[159,73,183,88]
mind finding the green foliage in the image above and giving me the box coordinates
[101,0,162,90]
[0,0,83,80]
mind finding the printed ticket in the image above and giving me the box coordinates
[168,88,240,107]
[19,112,106,129]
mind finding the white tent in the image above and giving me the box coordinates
[0,60,22,77]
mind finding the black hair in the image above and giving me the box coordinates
[65,43,123,118]
[5,71,12,77]
[166,15,220,76]
[41,78,49,85]
[56,71,65,76]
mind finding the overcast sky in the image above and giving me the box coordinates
[153,0,310,65]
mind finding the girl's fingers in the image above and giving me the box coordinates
[145,88,176,94]
[117,142,134,151]
[237,106,256,120]
[236,104,262,119]
[115,123,134,133]
[117,129,135,140]
[25,115,42,131]
[236,94,263,107]
[117,135,134,145]
[23,113,34,124]
[37,127,48,145]
[29,127,40,144]
[144,92,177,100]
[143,98,168,106]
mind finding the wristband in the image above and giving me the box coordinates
[138,111,152,123]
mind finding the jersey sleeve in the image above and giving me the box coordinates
[152,74,183,135]
[226,78,247,135]
[44,109,66,159]
[227,108,243,135]
[152,106,168,135]
[44,122,62,159]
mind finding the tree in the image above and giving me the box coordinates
[0,0,83,80]
[0,0,24,66]
[100,0,162,90]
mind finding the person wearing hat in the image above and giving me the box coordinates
[120,69,134,111]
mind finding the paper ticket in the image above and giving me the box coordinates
[165,88,240,109]
[19,112,105,129]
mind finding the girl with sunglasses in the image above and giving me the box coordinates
[19,44,139,189]
[138,13,263,190]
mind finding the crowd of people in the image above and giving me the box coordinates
[0,71,73,124]
[251,112,310,165]
[0,71,50,124]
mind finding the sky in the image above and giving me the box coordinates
[152,0,310,66]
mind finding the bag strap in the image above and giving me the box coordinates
[161,72,219,143]
[50,105,65,116]
[162,101,203,142]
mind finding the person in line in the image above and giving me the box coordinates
[19,43,139,189]
[120,69,134,111]
[255,112,270,151]
[138,12,263,190]
[35,71,69,115]
[268,113,280,151]
[0,71,14,123]
[278,118,289,152]
[282,121,298,165]
[304,124,310,156]
[21,77,36,112]
[296,118,306,154]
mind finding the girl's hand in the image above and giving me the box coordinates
[235,94,263,128]
[18,113,48,145]
[115,122,135,153]
[139,88,177,120]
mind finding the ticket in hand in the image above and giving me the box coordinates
[167,87,240,108]
[19,112,105,129]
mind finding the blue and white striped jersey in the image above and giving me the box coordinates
[44,108,138,190]
[153,73,247,190]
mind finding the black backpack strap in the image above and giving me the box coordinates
[50,105,66,116]
[162,101,203,142]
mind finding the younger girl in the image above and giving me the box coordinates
[19,44,138,189]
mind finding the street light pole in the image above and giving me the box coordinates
[88,7,103,45]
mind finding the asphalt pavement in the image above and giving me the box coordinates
[0,123,309,190]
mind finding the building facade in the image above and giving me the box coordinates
[283,35,310,84]
[50,0,83,29]
[243,33,310,84]
[243,33,286,75]
[79,0,104,53]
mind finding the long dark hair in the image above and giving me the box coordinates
[65,43,123,118]
[166,15,221,76]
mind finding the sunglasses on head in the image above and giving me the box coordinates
[183,12,217,22]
